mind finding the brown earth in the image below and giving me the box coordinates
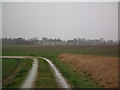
[58,54,118,88]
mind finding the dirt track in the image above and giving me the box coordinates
[21,58,38,88]
[1,56,70,88]
[58,54,118,88]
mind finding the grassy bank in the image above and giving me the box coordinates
[34,59,57,88]
[48,57,100,88]
[3,58,33,88]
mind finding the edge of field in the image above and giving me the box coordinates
[46,56,100,88]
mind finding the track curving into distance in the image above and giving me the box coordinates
[1,56,70,88]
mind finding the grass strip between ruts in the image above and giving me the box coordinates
[34,59,57,88]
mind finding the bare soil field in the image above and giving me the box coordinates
[58,54,118,88]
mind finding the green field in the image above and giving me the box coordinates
[2,45,118,57]
[2,45,118,88]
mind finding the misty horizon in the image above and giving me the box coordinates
[2,2,118,41]
[1,37,118,41]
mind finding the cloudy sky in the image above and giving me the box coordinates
[2,2,118,40]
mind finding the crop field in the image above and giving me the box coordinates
[2,45,118,88]
[2,45,118,57]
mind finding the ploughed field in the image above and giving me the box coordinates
[2,45,118,88]
[58,54,118,88]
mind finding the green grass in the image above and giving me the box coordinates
[48,57,100,88]
[3,58,33,88]
[34,59,57,88]
[2,58,18,80]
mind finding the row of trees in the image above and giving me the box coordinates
[1,37,118,45]
[1,38,38,45]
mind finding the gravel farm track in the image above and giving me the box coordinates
[1,56,70,88]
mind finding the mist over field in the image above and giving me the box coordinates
[2,2,118,41]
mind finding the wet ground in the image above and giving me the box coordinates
[1,56,70,88]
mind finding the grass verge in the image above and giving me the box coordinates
[34,59,57,88]
[3,58,33,88]
[48,56,100,88]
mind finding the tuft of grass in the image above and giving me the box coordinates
[3,58,33,88]
[48,57,100,88]
[34,59,57,88]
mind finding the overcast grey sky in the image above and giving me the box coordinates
[2,2,118,40]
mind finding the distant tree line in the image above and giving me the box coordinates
[1,37,118,45]
[1,38,38,45]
